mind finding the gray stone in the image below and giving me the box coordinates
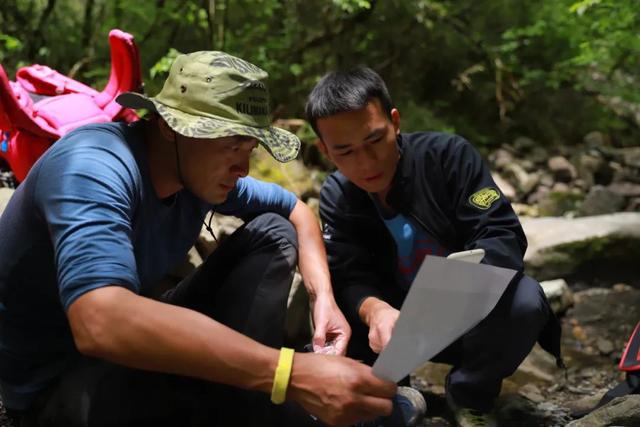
[548,156,578,182]
[0,187,14,217]
[539,173,555,188]
[620,147,640,168]
[565,391,607,415]
[196,214,244,259]
[504,163,540,195]
[580,186,625,216]
[489,148,514,170]
[552,182,570,193]
[513,344,557,383]
[608,182,640,197]
[577,153,608,187]
[566,395,640,426]
[627,197,640,212]
[540,279,574,314]
[285,272,312,348]
[491,172,516,200]
[521,213,640,280]
[529,146,550,165]
[583,131,609,148]
[512,202,539,217]
[519,384,545,403]
[595,337,614,355]
[513,136,536,152]
[527,186,550,205]
[537,188,583,217]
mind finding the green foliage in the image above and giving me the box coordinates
[0,0,638,153]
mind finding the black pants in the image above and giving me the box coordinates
[347,274,553,412]
[10,213,318,427]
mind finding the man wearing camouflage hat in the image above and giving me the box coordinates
[0,51,397,426]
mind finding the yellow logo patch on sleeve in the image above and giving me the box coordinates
[469,187,501,210]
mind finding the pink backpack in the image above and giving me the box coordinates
[0,29,143,183]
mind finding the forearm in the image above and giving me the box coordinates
[68,286,278,393]
[358,296,394,326]
[289,200,333,302]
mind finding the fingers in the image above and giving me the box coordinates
[312,329,326,351]
[333,335,349,356]
[353,394,395,420]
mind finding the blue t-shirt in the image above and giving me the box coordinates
[0,121,297,410]
[371,197,449,289]
[382,215,449,289]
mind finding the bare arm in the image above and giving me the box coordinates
[289,199,351,355]
[68,285,395,426]
[358,296,399,354]
[68,286,278,392]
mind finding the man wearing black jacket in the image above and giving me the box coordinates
[306,68,562,427]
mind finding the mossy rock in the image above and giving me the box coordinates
[525,234,640,282]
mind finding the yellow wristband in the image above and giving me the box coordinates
[271,347,295,404]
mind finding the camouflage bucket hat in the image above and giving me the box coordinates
[116,51,300,163]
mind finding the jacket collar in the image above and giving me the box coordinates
[386,133,415,212]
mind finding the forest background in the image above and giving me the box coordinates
[1,0,638,158]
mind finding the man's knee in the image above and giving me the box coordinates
[509,275,549,330]
[245,212,298,250]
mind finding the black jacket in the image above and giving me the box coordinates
[319,131,562,363]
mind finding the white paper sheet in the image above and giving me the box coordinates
[372,255,517,382]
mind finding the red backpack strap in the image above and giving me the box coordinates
[16,64,98,97]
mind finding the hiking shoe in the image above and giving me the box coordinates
[446,394,496,427]
[356,386,427,427]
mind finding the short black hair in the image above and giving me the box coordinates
[305,67,393,139]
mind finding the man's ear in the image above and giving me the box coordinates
[391,108,401,135]
[316,139,328,157]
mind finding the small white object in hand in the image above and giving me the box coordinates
[315,340,338,355]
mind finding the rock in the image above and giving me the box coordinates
[539,173,555,188]
[285,272,312,348]
[627,197,640,212]
[512,203,539,217]
[519,384,545,403]
[513,136,536,152]
[566,395,640,426]
[423,417,453,426]
[529,146,550,165]
[489,148,514,170]
[551,182,570,193]
[579,185,625,216]
[521,213,640,280]
[527,185,550,205]
[548,156,577,183]
[491,172,516,200]
[0,187,14,216]
[613,283,633,292]
[503,162,541,195]
[564,390,607,415]
[537,188,583,217]
[595,337,614,355]
[196,214,244,259]
[577,153,611,187]
[620,147,640,169]
[607,182,640,198]
[251,149,322,198]
[512,344,557,383]
[610,162,638,183]
[540,279,574,314]
[583,131,609,148]
[495,394,570,426]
